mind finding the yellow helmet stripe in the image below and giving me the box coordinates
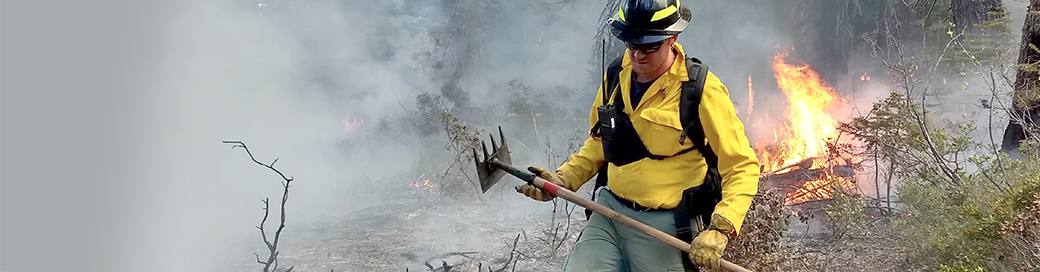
[650,5,678,22]
[618,4,626,22]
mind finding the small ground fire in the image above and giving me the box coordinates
[756,53,859,205]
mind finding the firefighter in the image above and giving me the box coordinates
[516,0,760,271]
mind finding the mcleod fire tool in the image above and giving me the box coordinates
[472,127,753,272]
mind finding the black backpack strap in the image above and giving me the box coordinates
[675,57,722,272]
[678,57,718,168]
[587,56,624,220]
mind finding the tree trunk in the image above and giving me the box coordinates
[951,0,1004,35]
[1001,0,1040,152]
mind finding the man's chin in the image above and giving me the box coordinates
[633,63,650,72]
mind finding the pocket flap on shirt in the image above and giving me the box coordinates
[639,108,683,130]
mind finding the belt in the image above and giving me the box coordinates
[605,189,672,212]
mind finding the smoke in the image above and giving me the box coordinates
[124,0,609,271]
[59,1,875,270]
[5,0,1030,271]
[134,0,814,269]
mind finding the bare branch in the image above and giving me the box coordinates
[224,140,295,272]
[494,233,523,272]
[255,253,268,265]
[222,140,295,183]
[259,198,274,252]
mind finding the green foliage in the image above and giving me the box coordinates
[1014,44,1040,108]
[842,92,973,185]
[883,1,1014,108]
[824,180,866,239]
[948,7,1015,72]
[845,90,1040,270]
[898,142,1038,269]
[1018,43,1040,75]
[937,264,986,272]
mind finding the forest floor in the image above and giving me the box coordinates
[226,185,924,272]
[770,205,923,272]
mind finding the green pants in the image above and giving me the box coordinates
[564,189,687,272]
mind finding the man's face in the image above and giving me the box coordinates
[629,36,676,74]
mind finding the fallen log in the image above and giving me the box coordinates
[763,164,854,188]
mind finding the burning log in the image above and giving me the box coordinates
[751,54,865,205]
[763,157,816,175]
[763,163,855,187]
[762,163,856,205]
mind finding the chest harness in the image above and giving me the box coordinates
[590,56,723,271]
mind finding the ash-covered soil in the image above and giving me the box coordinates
[226,182,584,272]
[773,205,920,272]
[225,185,915,272]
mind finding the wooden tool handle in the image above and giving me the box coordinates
[532,176,752,272]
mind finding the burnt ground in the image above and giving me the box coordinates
[768,204,923,272]
[224,186,920,272]
[225,181,586,272]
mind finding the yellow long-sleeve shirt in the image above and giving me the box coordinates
[555,43,760,233]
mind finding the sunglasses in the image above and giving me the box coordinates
[624,41,665,53]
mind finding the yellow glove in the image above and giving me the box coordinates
[689,214,736,270]
[515,166,564,202]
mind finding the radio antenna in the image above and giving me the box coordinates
[601,39,608,105]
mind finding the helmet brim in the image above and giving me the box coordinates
[608,16,689,45]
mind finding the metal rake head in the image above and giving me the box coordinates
[472,126,511,193]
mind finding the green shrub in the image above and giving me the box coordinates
[845,90,1040,270]
[893,139,1040,270]
[824,180,866,239]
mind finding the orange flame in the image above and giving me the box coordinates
[410,175,434,191]
[746,74,755,116]
[760,54,842,172]
[786,177,833,202]
[758,53,856,205]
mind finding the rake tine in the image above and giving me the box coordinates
[490,133,498,152]
[498,126,506,146]
[481,141,490,161]
[472,148,480,162]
